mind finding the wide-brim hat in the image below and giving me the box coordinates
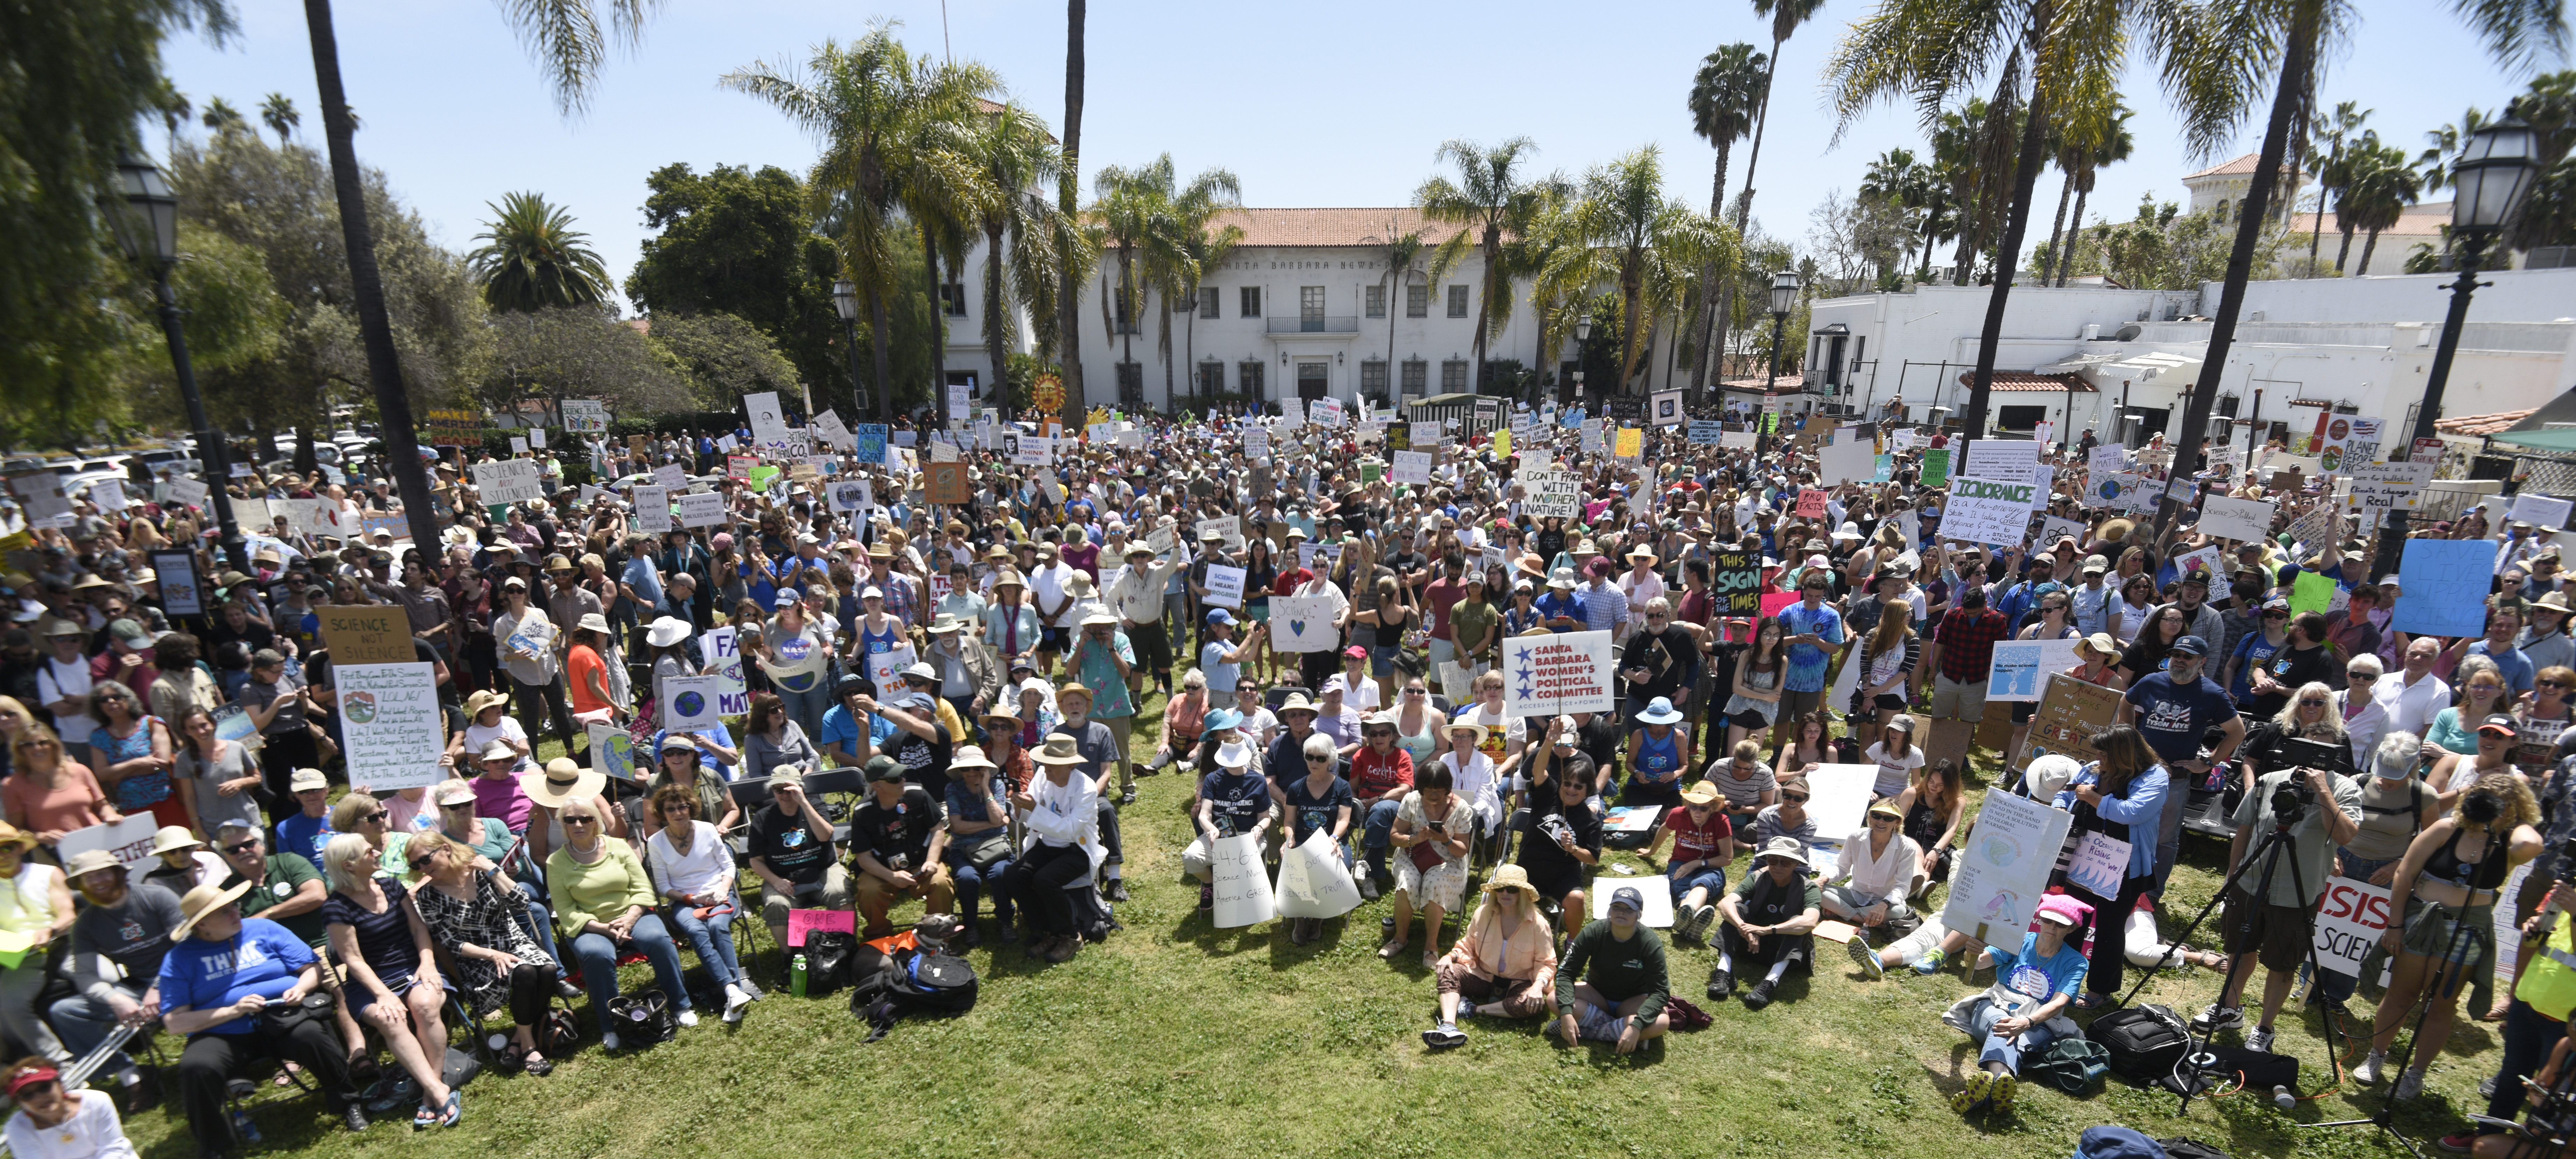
[1482,863,1542,903]
[646,616,692,647]
[1080,610,1120,628]
[60,848,121,881]
[0,823,38,855]
[1214,740,1254,769]
[149,825,204,856]
[1444,720,1488,747]
[575,612,611,634]
[1637,697,1685,725]
[1755,836,1812,870]
[991,568,1026,589]
[1547,567,1579,591]
[520,757,604,808]
[1679,780,1721,806]
[950,744,997,772]
[171,878,254,940]
[1033,736,1088,766]
[465,688,512,718]
[1276,693,1318,717]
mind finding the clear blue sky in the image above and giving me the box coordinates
[161,0,2551,311]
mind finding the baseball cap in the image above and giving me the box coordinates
[2479,714,2522,737]
[1607,886,1645,915]
[862,755,905,782]
[2169,635,2210,657]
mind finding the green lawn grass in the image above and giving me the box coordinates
[120,706,2502,1159]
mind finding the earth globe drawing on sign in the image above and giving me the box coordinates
[2093,478,2126,505]
[672,690,708,720]
[342,691,377,725]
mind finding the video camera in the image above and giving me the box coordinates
[2261,737,2348,825]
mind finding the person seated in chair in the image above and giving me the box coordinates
[1184,740,1274,916]
[158,879,369,1155]
[318,834,460,1129]
[2,1054,139,1159]
[644,787,757,1023]
[1948,893,2093,1117]
[851,756,953,940]
[748,773,850,954]
[1823,801,1925,937]
[1711,837,1822,1011]
[1422,864,1558,1050]
[1549,885,1669,1055]
[546,796,696,1048]
[1516,741,1603,945]
[404,832,560,1077]
[1381,764,1474,970]
[53,849,173,1110]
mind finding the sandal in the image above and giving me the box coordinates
[437,1089,463,1128]
[522,1052,553,1078]
[499,1042,529,1073]
[1379,939,1407,960]
[2071,992,2114,1012]
[413,1103,440,1130]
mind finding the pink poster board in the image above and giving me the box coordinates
[1759,591,1800,621]
[785,907,855,947]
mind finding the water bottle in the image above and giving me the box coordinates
[791,953,808,998]
[2272,1085,2296,1111]
[233,1109,262,1144]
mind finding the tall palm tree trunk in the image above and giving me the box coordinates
[2042,169,2074,287]
[2358,228,2382,276]
[1116,244,1135,397]
[2308,195,2329,274]
[985,222,1011,422]
[1961,78,2052,441]
[1918,194,1943,281]
[1184,296,1198,414]
[2057,178,2092,285]
[870,290,894,423]
[1158,289,1174,408]
[1689,139,1734,395]
[1738,40,1780,233]
[301,0,440,551]
[1472,228,1500,394]
[2334,226,2355,272]
[923,223,948,428]
[2150,3,2317,550]
[1056,0,1085,425]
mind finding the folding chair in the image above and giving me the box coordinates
[802,767,868,843]
[1265,686,1312,712]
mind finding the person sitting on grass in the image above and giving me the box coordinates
[852,756,953,941]
[1948,893,2094,1118]
[1381,763,1473,970]
[2,1054,138,1159]
[1422,864,1558,1050]
[1646,780,1735,944]
[1186,740,1275,917]
[1751,776,1818,848]
[1822,801,1925,938]
[1549,885,1669,1055]
[1517,743,1603,945]
[1711,836,1822,1010]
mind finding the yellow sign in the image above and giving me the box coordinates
[1613,428,1643,459]
[1491,430,1511,459]
[319,606,415,665]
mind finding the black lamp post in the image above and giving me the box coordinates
[1572,313,1593,407]
[102,153,248,574]
[1764,271,1799,395]
[831,279,870,422]
[2372,115,2541,575]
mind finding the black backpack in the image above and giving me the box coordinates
[604,989,675,1048]
[2090,1003,2191,1088]
[892,952,979,1015]
[804,931,860,996]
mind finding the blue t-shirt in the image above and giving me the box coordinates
[1993,931,2090,1011]
[2469,640,2536,696]
[650,722,739,781]
[1199,641,1241,695]
[273,813,335,875]
[1199,769,1271,836]
[818,704,898,757]
[2122,672,2239,765]
[1777,602,1846,693]
[156,918,315,1035]
[2228,630,2284,705]
[623,555,664,610]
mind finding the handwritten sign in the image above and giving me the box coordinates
[785,907,857,948]
[1986,638,2082,703]
[1710,550,1762,616]
[705,625,748,715]
[1274,829,1362,919]
[1502,629,1615,717]
[1391,450,1433,485]
[2196,494,2277,543]
[2065,831,2133,899]
[2508,493,2575,531]
[336,661,444,789]
[1796,489,1828,518]
[1919,449,1949,488]
[2018,672,2126,771]
[632,485,671,533]
[675,491,726,528]
[662,674,721,731]
[1943,476,2042,546]
[153,551,203,617]
[1688,420,1724,445]
[852,424,889,465]
[1940,788,2073,949]
[469,459,545,505]
[1210,833,1275,928]
[319,606,414,666]
[1518,468,1580,519]
[925,462,970,506]
[56,816,161,887]
[1195,516,1246,555]
[1202,564,1247,610]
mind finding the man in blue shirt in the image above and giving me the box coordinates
[1535,569,1589,633]
[2461,602,2536,696]
[819,674,897,768]
[2117,636,2246,896]
[1776,571,1846,722]
[272,768,337,874]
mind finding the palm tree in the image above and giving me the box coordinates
[200,96,246,134]
[2304,101,2370,274]
[1372,224,1426,404]
[1416,137,1546,396]
[468,192,612,312]
[2055,106,2134,284]
[259,93,299,147]
[1093,157,1240,408]
[2143,0,2568,547]
[1860,147,1927,275]
[2340,141,2421,274]
[1535,147,1723,393]
[723,23,1003,422]
[965,102,1069,421]
[1738,0,1827,231]
[298,0,669,551]
[2041,96,2130,286]
[1686,44,1768,394]
[1927,101,1990,285]
[898,109,998,428]
[1171,200,1243,413]
[1058,0,1087,423]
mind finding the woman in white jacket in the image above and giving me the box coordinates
[645,785,756,1023]
[1004,736,1104,963]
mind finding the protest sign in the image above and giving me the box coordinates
[652,463,686,491]
[927,438,959,463]
[1986,638,2082,702]
[1964,439,2041,483]
[2509,493,2575,531]
[1797,489,1828,518]
[2171,545,2226,583]
[2196,495,2278,542]
[2087,472,2151,511]
[2290,571,2340,615]
[469,459,545,504]
[588,723,638,782]
[336,661,444,789]
[1203,564,1247,609]
[1580,421,1604,455]
[56,816,160,887]
[1688,421,1724,445]
[1501,630,1615,717]
[1586,870,1675,927]
[2018,672,2126,770]
[2395,539,2501,637]
[508,437,529,456]
[1210,833,1275,928]
[1196,516,1247,554]
[1391,451,1433,485]
[1519,468,1580,519]
[1710,550,1763,616]
[319,606,415,666]
[1275,830,1362,919]
[1720,428,1757,450]
[675,491,726,528]
[1269,595,1340,652]
[852,424,889,465]
[662,674,721,731]
[166,477,209,508]
[153,551,203,617]
[632,485,671,532]
[210,704,260,751]
[1009,435,1051,466]
[1819,427,1874,485]
[1919,449,1949,487]
[705,625,748,715]
[1940,788,2074,950]
[2065,832,2133,899]
[2314,877,2394,977]
[810,409,854,451]
[925,462,970,506]
[1804,764,1879,859]
[2038,516,2087,549]
[1244,427,1272,460]
[784,908,855,948]
[561,400,609,433]
[1943,476,2042,546]
[1613,428,1643,459]
[743,391,793,448]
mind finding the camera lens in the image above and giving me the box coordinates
[2463,791,2504,826]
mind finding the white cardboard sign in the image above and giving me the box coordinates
[1500,630,1615,717]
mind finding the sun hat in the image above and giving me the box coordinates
[1276,693,1318,717]
[1482,863,1542,903]
[434,780,479,807]
[170,878,255,940]
[1755,836,1811,870]
[0,824,37,855]
[949,745,997,772]
[1867,800,1904,820]
[1547,567,1579,591]
[1680,780,1721,806]
[464,688,511,718]
[149,826,204,856]
[1033,736,1089,766]
[520,757,604,808]
[900,661,938,684]
[1444,720,1488,747]
[2078,632,2120,661]
[575,612,611,634]
[61,848,121,881]
[1214,740,1255,769]
[1637,697,1685,726]
[646,616,692,647]
[1081,609,1121,628]
[289,767,330,793]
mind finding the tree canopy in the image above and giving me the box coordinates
[623,162,842,393]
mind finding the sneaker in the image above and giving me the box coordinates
[722,984,751,1024]
[1988,1072,2017,1114]
[2480,1074,2499,1097]
[2438,1132,2482,1153]
[2246,1026,2275,1054]
[1707,969,1735,1002]
[1741,979,1777,1011]
[1949,1070,1995,1114]
[1359,874,1379,901]
[676,1009,700,1029]
[1116,789,1137,807]
[1695,904,1719,939]
[2353,1051,2386,1086]
[1200,883,1215,914]
[1421,1021,1465,1050]
[2191,1003,2244,1033]
[2394,1068,2426,1101]
[601,1031,622,1052]
[342,1105,370,1134]
[1105,879,1130,903]
[1457,1000,1480,1019]
[1910,948,1947,976]
[1848,936,1885,981]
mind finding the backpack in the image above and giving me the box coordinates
[604,989,675,1048]
[803,931,860,996]
[2021,1035,2112,1094]
[892,952,979,1016]
[2090,1003,2191,1088]
[2156,1139,2232,1159]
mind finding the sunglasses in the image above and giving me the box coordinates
[1305,755,1332,764]
[2298,699,2328,708]
[1782,793,1810,803]
[1404,688,1426,696]
[2348,671,2379,681]
[1364,729,1395,738]
[407,849,440,871]
[561,815,597,827]
[222,841,260,855]
[357,810,387,824]
[2543,680,2571,690]
[2262,611,2287,619]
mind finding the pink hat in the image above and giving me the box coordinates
[2036,894,2094,928]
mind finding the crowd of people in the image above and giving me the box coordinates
[0,395,2572,1157]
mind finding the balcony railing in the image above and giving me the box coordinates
[1267,316,1359,334]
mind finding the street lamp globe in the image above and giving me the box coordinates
[831,279,860,323]
[2451,115,2541,233]
[1574,314,1592,343]
[1768,271,1800,318]
[105,154,180,268]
